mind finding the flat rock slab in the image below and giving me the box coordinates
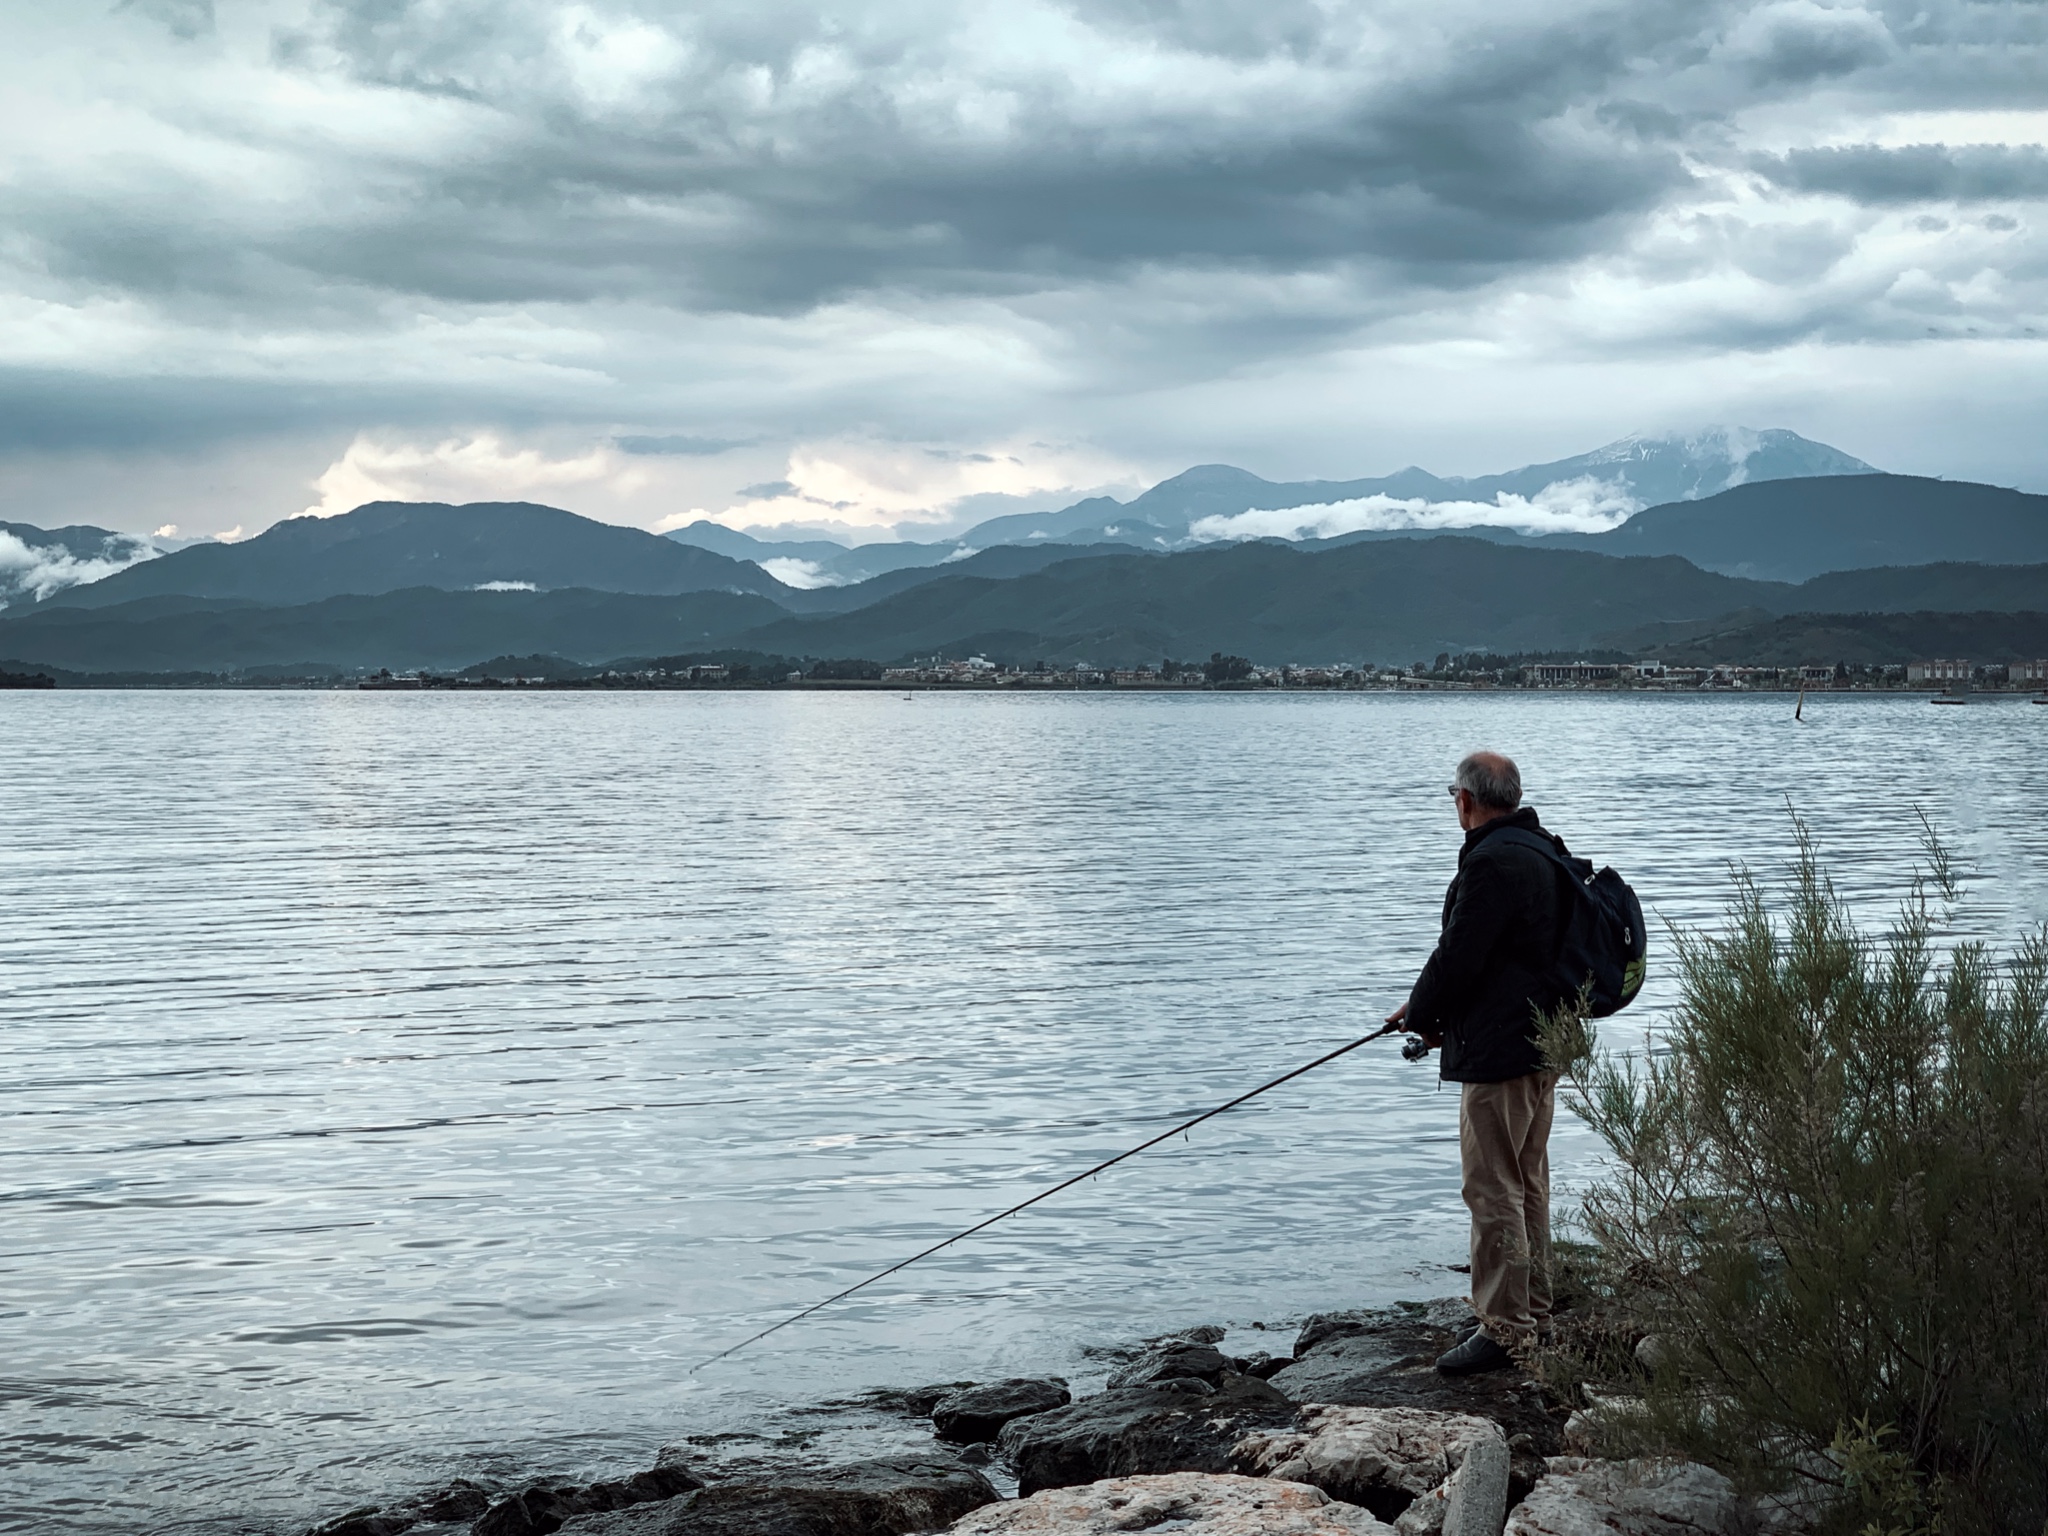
[558,1456,998,1536]
[996,1378,1296,1497]
[933,1380,1072,1444]
[947,1472,1397,1535]
[1269,1307,1562,1457]
[1233,1405,1509,1534]
[1504,1458,1746,1536]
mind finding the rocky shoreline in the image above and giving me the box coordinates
[304,1299,1778,1536]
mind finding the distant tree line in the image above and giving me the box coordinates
[807,658,885,681]
[1160,653,1253,682]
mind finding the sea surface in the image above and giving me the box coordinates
[4,690,2044,1535]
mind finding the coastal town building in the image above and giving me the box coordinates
[1532,663,1620,685]
[1906,659,1971,682]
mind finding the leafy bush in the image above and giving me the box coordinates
[1541,822,2048,1535]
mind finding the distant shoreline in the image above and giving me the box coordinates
[6,672,2041,697]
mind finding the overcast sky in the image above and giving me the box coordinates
[4,0,2045,541]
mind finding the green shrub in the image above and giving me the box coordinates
[1541,822,2048,1535]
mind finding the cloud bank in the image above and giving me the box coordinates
[1,0,2046,537]
[0,529,160,606]
[1189,476,1647,543]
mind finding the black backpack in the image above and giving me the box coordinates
[1492,827,1647,1017]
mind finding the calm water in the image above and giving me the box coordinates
[3,691,2044,1534]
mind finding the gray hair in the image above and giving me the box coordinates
[1454,751,1522,811]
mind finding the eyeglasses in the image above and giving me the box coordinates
[1447,784,1463,799]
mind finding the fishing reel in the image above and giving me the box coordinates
[1401,1034,1433,1062]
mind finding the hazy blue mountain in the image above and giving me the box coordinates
[666,430,1879,575]
[664,522,1149,592]
[664,520,962,584]
[1459,427,1873,506]
[946,429,1875,549]
[35,501,811,611]
[1,519,161,606]
[793,542,1143,612]
[0,586,785,674]
[658,520,854,565]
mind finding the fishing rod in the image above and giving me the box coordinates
[691,1017,1419,1373]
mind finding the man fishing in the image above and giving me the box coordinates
[1386,750,1571,1376]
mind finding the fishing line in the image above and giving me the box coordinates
[691,1019,1407,1373]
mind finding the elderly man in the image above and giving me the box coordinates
[1385,750,1571,1375]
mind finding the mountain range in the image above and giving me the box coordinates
[4,533,2042,675]
[3,427,2044,677]
[662,427,1880,585]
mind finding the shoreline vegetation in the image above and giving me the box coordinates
[295,832,2047,1536]
[7,651,2047,693]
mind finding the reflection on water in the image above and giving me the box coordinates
[3,691,2042,1534]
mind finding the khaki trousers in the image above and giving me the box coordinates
[1460,1072,1556,1345]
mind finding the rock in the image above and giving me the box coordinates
[996,1376,1296,1497]
[1105,1340,1232,1390]
[1232,1352,1292,1380]
[474,1464,705,1536]
[932,1379,1072,1444]
[1163,1324,1229,1345]
[1269,1335,1412,1402]
[1392,1437,1507,1536]
[557,1455,998,1536]
[306,1480,493,1535]
[1294,1301,1473,1359]
[411,1480,494,1522]
[1504,1457,1746,1536]
[898,1383,981,1417]
[1633,1336,1672,1374]
[946,1471,1397,1535]
[1268,1304,1561,1456]
[1232,1405,1507,1533]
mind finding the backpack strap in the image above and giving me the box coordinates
[1486,827,1596,977]
[1487,825,1590,884]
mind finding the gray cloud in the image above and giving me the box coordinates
[117,0,214,40]
[1755,144,2048,202]
[22,0,1720,318]
[615,434,752,455]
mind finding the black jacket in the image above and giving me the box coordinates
[1406,807,1572,1083]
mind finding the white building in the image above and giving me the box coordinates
[1906,659,1971,683]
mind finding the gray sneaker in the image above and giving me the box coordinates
[1435,1330,1515,1375]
